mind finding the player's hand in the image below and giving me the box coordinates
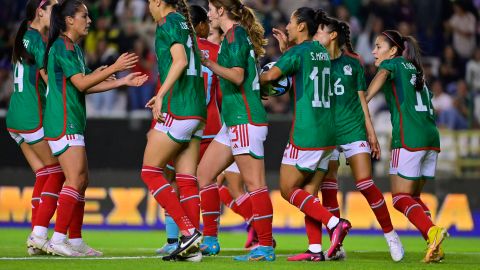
[272,28,288,53]
[145,97,155,108]
[105,74,116,81]
[112,53,139,72]
[152,95,165,122]
[122,72,149,87]
[202,56,212,69]
[368,134,381,160]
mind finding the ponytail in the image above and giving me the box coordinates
[403,35,424,91]
[236,5,267,58]
[12,0,50,64]
[175,0,200,55]
[210,0,267,58]
[44,3,63,71]
[43,0,85,72]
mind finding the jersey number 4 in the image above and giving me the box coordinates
[13,62,24,93]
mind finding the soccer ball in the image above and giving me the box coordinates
[260,62,292,97]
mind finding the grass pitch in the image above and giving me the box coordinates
[1,228,479,270]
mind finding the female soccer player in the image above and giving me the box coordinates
[142,0,206,261]
[197,0,274,261]
[260,7,351,261]
[312,17,404,261]
[6,0,66,256]
[42,0,147,256]
[366,30,447,263]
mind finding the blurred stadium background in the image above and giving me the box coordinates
[0,0,479,238]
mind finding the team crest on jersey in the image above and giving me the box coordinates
[343,65,352,76]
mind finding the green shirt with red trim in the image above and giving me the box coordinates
[6,28,47,133]
[331,53,367,145]
[155,12,206,120]
[275,41,336,149]
[44,36,90,139]
[217,25,267,127]
[379,57,440,151]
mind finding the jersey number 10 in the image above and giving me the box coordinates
[311,67,331,108]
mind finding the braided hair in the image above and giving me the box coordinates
[317,15,357,56]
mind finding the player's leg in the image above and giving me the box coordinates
[287,173,325,261]
[347,148,403,262]
[197,139,234,255]
[321,150,341,218]
[142,128,201,258]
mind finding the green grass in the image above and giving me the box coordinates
[1,228,479,269]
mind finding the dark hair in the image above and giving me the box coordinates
[317,16,356,55]
[164,0,199,57]
[190,4,208,28]
[209,0,267,58]
[381,30,424,91]
[293,7,326,37]
[43,0,86,72]
[12,0,51,64]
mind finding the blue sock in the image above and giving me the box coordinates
[165,215,179,241]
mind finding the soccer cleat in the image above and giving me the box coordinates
[156,242,178,255]
[162,230,202,260]
[69,241,103,256]
[200,236,220,256]
[431,246,445,262]
[233,246,275,261]
[424,226,448,263]
[325,246,346,261]
[244,225,257,249]
[27,246,46,256]
[27,232,49,252]
[327,218,352,258]
[287,250,325,261]
[385,231,404,262]
[177,251,203,262]
[46,239,83,256]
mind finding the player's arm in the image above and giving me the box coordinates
[359,91,381,159]
[366,69,390,102]
[86,72,148,94]
[154,43,187,99]
[260,66,282,85]
[203,59,244,86]
[70,53,138,92]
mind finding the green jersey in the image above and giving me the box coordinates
[379,57,440,151]
[155,12,206,120]
[275,41,336,149]
[44,36,90,140]
[6,28,47,133]
[217,25,267,126]
[331,53,367,145]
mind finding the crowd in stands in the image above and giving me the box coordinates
[0,0,479,130]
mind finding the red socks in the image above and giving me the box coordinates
[69,194,85,239]
[249,187,273,246]
[393,193,434,239]
[413,196,431,218]
[320,178,340,218]
[356,178,393,233]
[54,186,80,234]
[35,164,65,228]
[141,166,195,235]
[289,188,333,226]
[176,174,200,229]
[305,215,322,245]
[200,183,221,237]
[31,166,49,227]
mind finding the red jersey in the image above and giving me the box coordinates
[197,38,222,141]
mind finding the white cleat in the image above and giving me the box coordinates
[27,246,46,256]
[325,246,346,261]
[177,251,203,262]
[27,232,49,252]
[69,241,103,256]
[385,231,404,262]
[47,239,83,256]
